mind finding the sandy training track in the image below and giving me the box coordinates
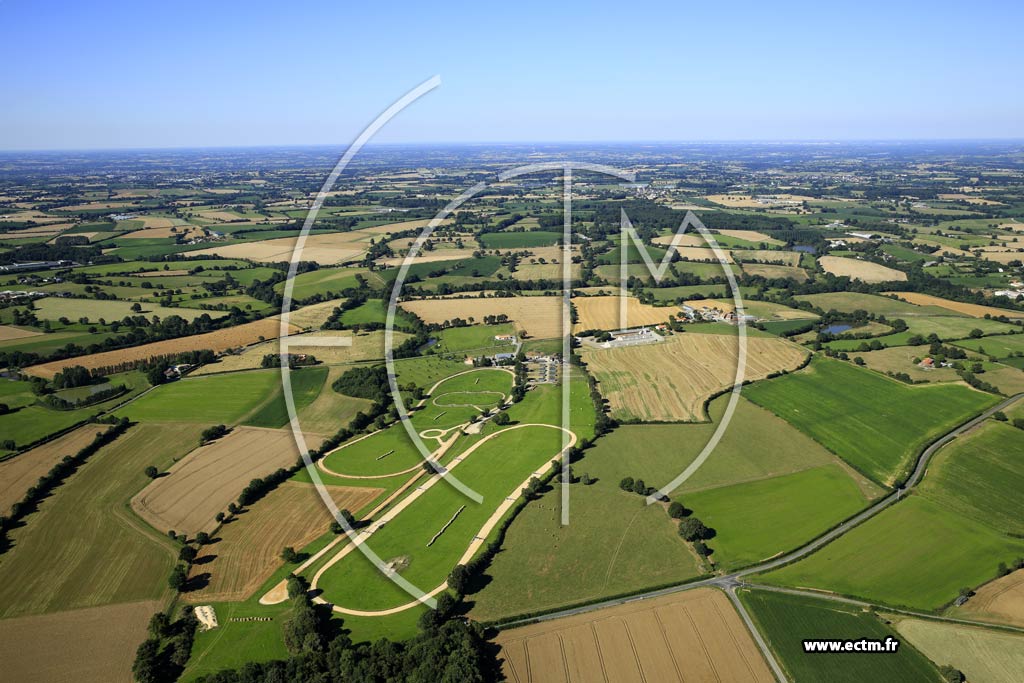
[308,423,577,617]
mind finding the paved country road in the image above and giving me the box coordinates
[491,392,1024,680]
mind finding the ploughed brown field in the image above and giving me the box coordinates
[496,587,773,683]
[0,600,161,683]
[131,427,319,536]
[184,482,382,602]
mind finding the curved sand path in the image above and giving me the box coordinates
[309,423,576,617]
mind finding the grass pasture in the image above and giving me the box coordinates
[758,495,1024,610]
[886,291,1024,319]
[743,357,996,485]
[581,333,808,422]
[739,589,941,682]
[478,230,562,248]
[795,292,954,317]
[685,464,871,569]
[117,370,280,424]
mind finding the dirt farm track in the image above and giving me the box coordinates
[495,587,774,683]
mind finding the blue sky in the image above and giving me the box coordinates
[1,0,1022,149]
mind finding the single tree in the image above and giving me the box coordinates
[144,465,159,479]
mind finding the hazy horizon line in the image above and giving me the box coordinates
[2,137,1023,155]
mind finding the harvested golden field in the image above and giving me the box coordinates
[0,324,40,341]
[120,225,201,240]
[285,298,348,329]
[895,618,1024,683]
[977,250,1024,265]
[191,231,372,264]
[651,233,706,248]
[573,295,678,331]
[687,298,736,313]
[740,263,809,282]
[885,291,1024,319]
[377,248,480,267]
[0,425,107,513]
[190,329,403,375]
[819,255,907,283]
[0,600,161,683]
[401,296,564,339]
[496,587,773,683]
[718,229,785,245]
[197,210,247,222]
[185,482,381,602]
[131,427,317,536]
[581,333,808,421]
[25,317,298,378]
[855,345,960,384]
[956,570,1024,627]
[672,246,734,263]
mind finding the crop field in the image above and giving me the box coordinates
[0,423,201,617]
[758,496,1024,610]
[495,588,774,683]
[573,295,679,330]
[276,266,385,300]
[0,324,39,340]
[731,249,803,266]
[685,465,871,569]
[743,357,996,485]
[919,420,1024,535]
[469,484,705,621]
[131,426,314,536]
[717,229,785,245]
[191,231,370,264]
[580,332,808,422]
[818,255,908,282]
[400,295,563,338]
[739,590,941,682]
[885,291,1024,319]
[895,618,1024,683]
[794,292,955,317]
[241,365,328,430]
[956,570,1024,627]
[0,600,163,683]
[26,317,299,378]
[186,482,382,602]
[0,424,109,513]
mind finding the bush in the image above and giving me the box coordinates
[668,501,688,519]
[619,477,634,491]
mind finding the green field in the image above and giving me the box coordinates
[0,423,201,617]
[181,600,293,682]
[739,589,942,682]
[952,333,1024,358]
[321,424,429,477]
[117,370,281,424]
[0,370,150,452]
[795,292,957,317]
[315,378,592,612]
[685,464,871,569]
[477,230,562,248]
[275,267,384,300]
[468,483,705,621]
[431,323,516,354]
[581,395,881,498]
[241,365,328,429]
[743,357,997,485]
[918,419,1024,535]
[758,496,1024,610]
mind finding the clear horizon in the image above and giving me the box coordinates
[2,0,1022,150]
